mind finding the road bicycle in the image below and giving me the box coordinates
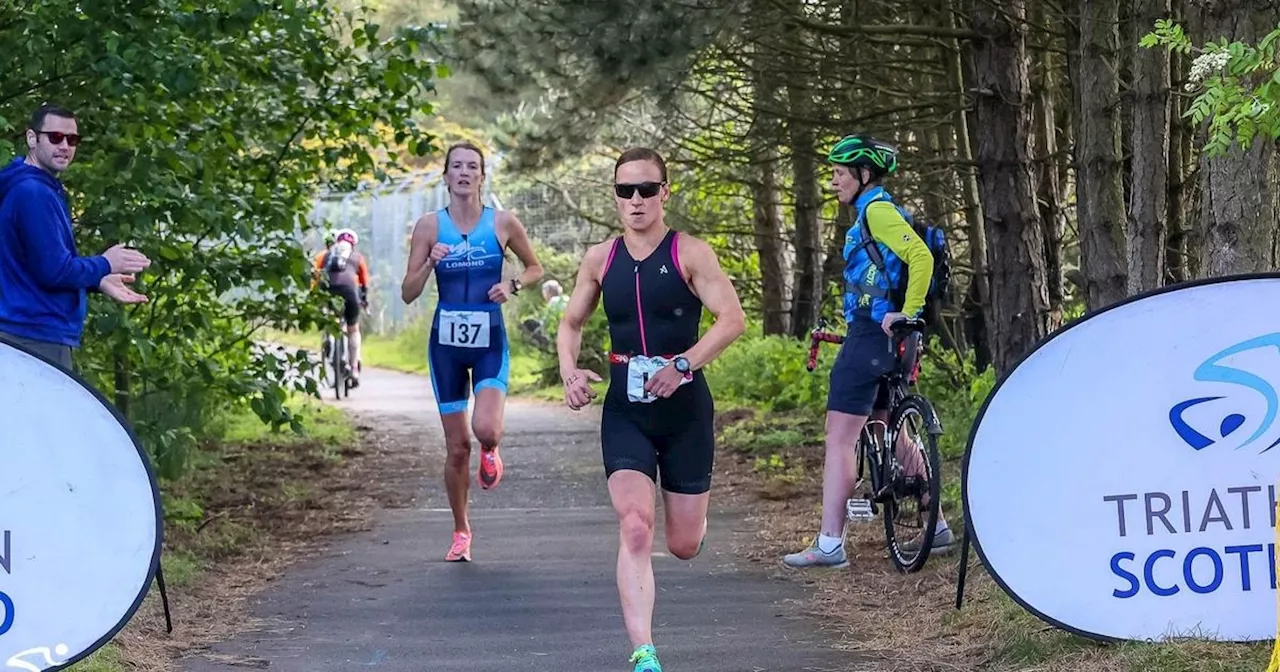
[806,316,944,573]
[319,298,354,400]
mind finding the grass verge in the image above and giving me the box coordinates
[69,393,387,671]
[712,406,1276,672]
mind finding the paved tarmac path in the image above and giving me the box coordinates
[180,365,865,672]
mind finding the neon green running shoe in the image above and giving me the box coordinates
[629,644,662,672]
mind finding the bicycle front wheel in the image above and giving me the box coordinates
[880,394,942,574]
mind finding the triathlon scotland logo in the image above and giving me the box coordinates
[1168,333,1280,453]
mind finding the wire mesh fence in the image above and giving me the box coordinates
[304,167,604,336]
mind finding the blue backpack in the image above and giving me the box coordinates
[860,206,952,312]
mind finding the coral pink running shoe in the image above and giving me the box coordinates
[445,531,471,562]
[478,446,503,490]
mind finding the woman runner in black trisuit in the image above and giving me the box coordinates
[556,147,746,672]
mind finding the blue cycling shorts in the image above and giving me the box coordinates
[427,305,510,415]
[827,320,894,416]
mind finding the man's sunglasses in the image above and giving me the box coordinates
[36,131,81,147]
[614,181,664,199]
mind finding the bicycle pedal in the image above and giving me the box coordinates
[846,498,876,522]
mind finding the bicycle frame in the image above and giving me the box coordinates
[321,295,352,399]
[806,316,928,512]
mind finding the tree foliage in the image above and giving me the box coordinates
[1144,18,1280,157]
[439,0,1278,379]
[0,0,445,478]
[449,0,730,171]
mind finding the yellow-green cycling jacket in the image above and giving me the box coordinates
[841,186,935,325]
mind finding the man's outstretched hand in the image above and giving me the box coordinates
[99,274,148,304]
[102,244,151,275]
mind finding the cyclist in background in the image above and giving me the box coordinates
[313,228,370,387]
[783,134,954,569]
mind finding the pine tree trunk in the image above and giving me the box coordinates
[823,203,851,312]
[1073,0,1131,309]
[1165,35,1190,284]
[753,160,791,335]
[970,0,1052,376]
[788,121,822,335]
[1129,0,1172,292]
[749,47,792,336]
[945,0,992,369]
[1192,0,1280,276]
[1032,1,1066,327]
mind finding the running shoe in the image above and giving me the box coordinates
[478,446,503,490]
[900,521,957,555]
[629,644,662,672]
[782,539,849,569]
[445,531,471,562]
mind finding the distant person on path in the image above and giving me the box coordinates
[519,279,570,349]
[313,227,370,387]
[541,279,568,314]
[556,147,746,672]
[0,104,149,371]
[400,141,544,562]
[782,134,954,570]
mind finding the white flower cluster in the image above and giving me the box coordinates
[248,29,291,47]
[1188,51,1232,86]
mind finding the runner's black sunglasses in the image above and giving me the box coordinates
[614,181,665,199]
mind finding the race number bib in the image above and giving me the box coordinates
[438,310,491,348]
[625,355,690,404]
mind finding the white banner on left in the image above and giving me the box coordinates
[0,341,162,671]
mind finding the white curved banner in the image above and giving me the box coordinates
[964,274,1280,642]
[0,341,161,670]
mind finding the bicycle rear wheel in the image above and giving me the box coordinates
[331,333,346,401]
[343,335,353,398]
[879,394,942,574]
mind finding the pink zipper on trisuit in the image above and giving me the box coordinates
[634,263,649,356]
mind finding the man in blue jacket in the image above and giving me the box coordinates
[0,104,151,370]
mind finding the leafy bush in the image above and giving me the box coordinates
[504,241,611,385]
[707,325,997,462]
[705,333,832,413]
[913,348,997,461]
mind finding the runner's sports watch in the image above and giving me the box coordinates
[673,356,691,374]
[510,278,522,294]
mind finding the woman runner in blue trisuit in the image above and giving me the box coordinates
[401,142,544,562]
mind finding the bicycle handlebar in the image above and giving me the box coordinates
[805,317,926,372]
[889,317,926,335]
[806,329,843,372]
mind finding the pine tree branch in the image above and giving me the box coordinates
[763,0,981,40]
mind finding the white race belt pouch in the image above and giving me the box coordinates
[437,310,491,348]
[626,355,690,404]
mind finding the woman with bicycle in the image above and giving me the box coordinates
[783,134,954,570]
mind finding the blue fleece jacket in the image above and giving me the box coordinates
[0,157,111,347]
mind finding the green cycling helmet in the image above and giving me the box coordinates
[827,134,899,176]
